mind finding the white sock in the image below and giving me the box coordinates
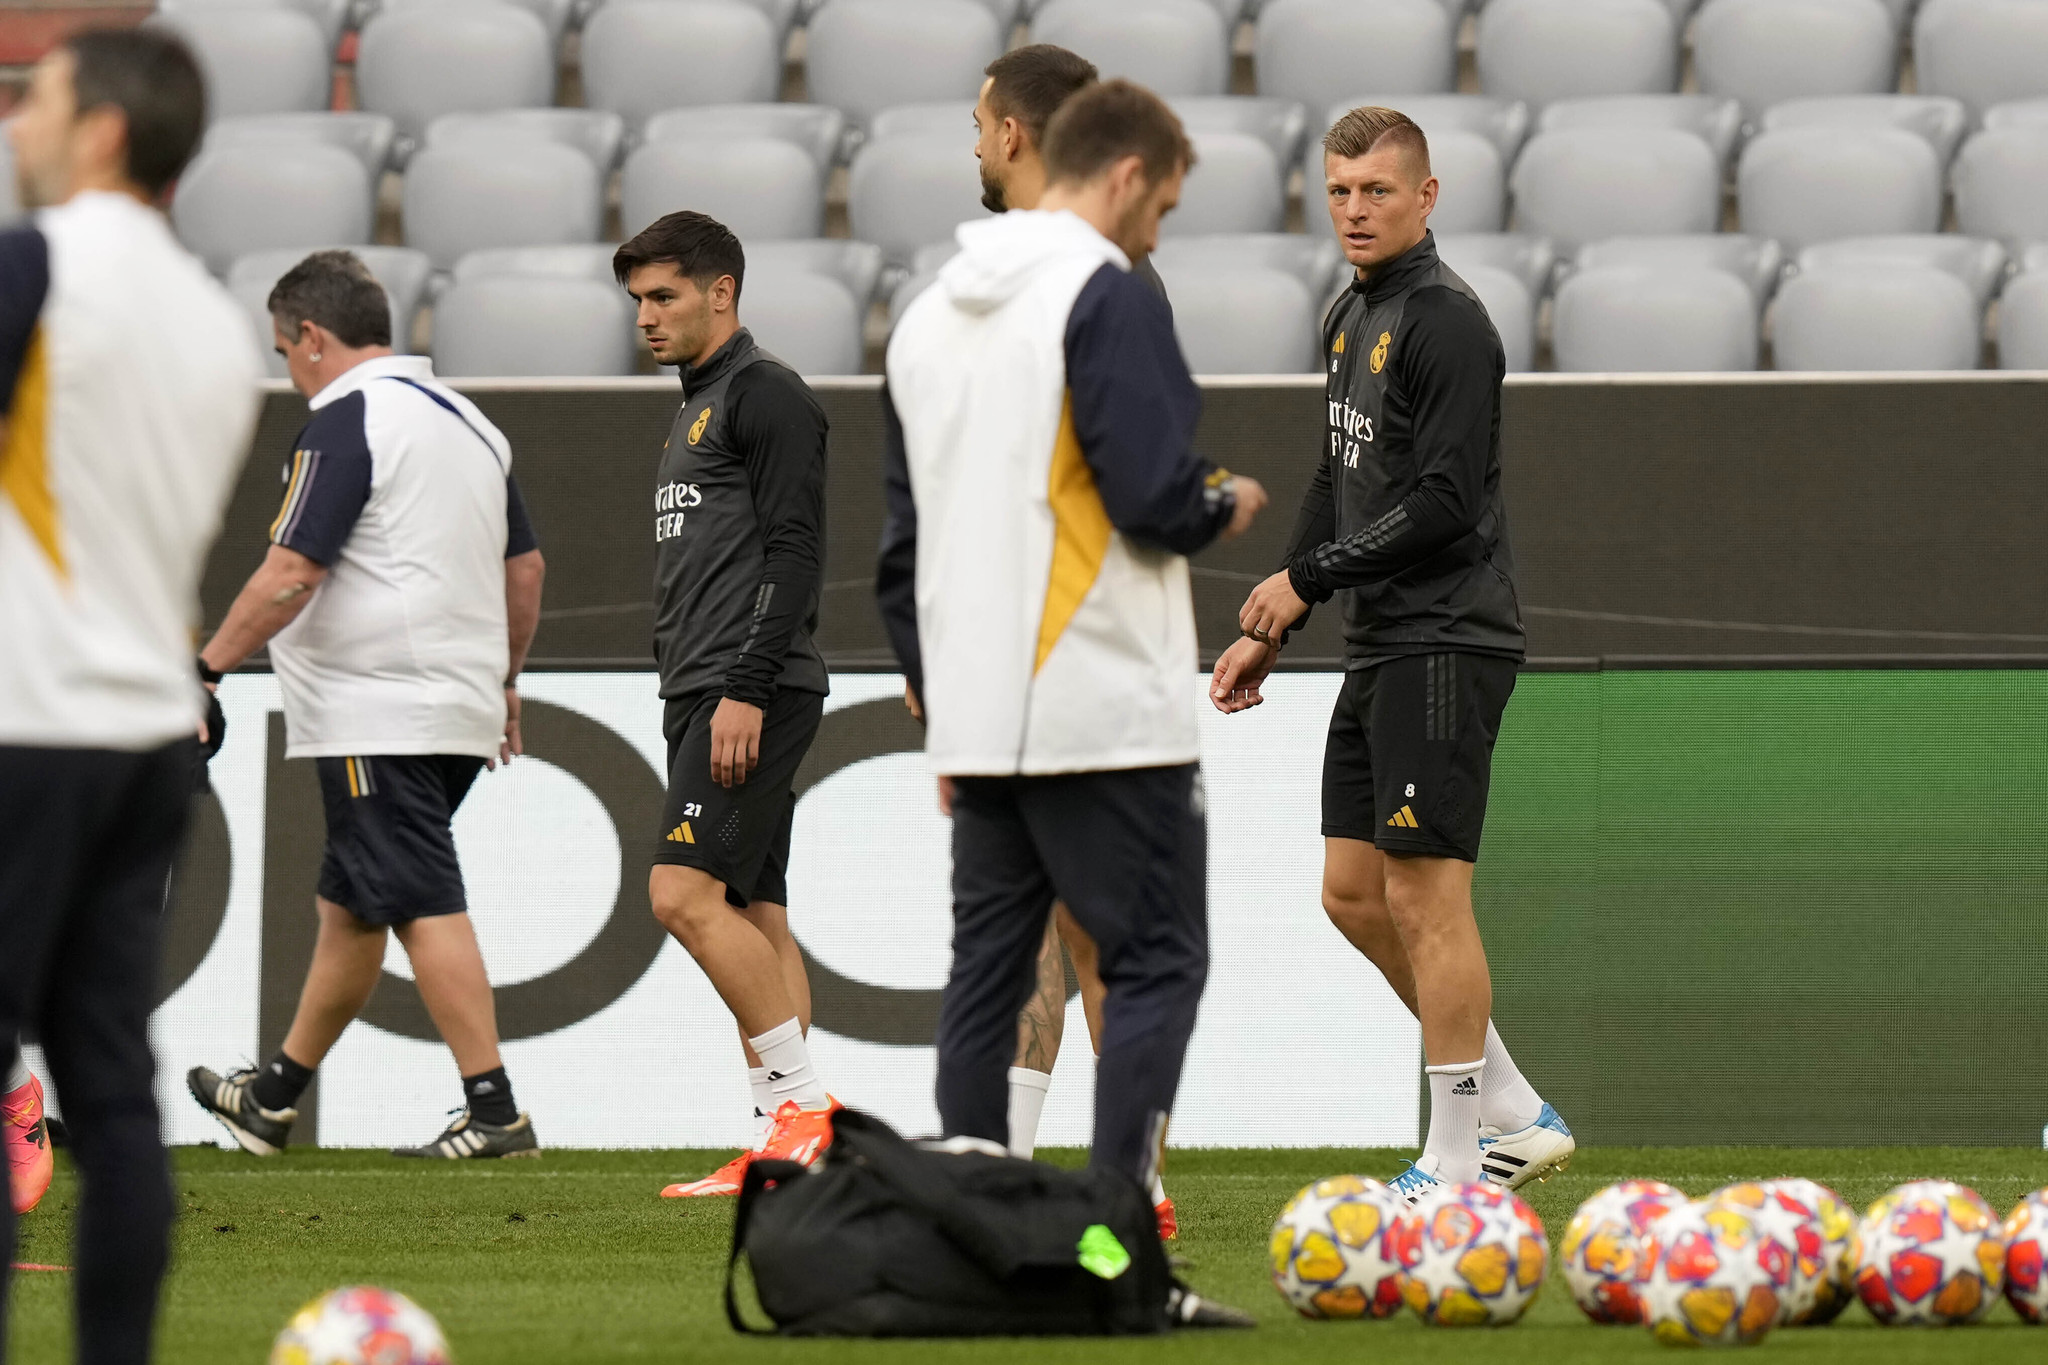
[747,1018,828,1111]
[4,1049,29,1094]
[1423,1059,1486,1184]
[747,1066,776,1149]
[1006,1067,1052,1159]
[1479,1021,1544,1133]
[1150,1171,1168,1206]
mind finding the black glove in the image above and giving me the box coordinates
[200,687,227,763]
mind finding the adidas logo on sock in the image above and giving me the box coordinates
[1451,1077,1479,1096]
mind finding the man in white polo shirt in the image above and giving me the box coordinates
[0,29,262,1363]
[185,251,548,1162]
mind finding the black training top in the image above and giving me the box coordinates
[652,328,829,705]
[1282,232,1525,666]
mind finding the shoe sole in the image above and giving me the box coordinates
[661,1184,741,1198]
[392,1147,543,1160]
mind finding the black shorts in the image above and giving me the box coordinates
[655,687,824,909]
[315,754,485,925]
[1322,653,1518,864]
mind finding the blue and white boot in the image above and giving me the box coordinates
[1479,1102,1575,1190]
[1389,1152,1450,1207]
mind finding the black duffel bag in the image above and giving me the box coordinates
[724,1108,1172,1337]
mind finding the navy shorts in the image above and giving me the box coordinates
[315,754,485,925]
[655,688,823,909]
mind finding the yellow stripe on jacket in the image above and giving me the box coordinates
[0,327,64,578]
[1033,391,1112,674]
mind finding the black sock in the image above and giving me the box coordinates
[250,1051,314,1113]
[463,1067,518,1126]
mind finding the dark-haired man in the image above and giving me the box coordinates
[882,83,1263,1324]
[187,250,547,1163]
[0,28,262,1363]
[614,212,837,1198]
[1215,107,1572,1203]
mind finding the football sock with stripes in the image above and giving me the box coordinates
[1423,1059,1486,1183]
[462,1067,518,1126]
[1479,1021,1545,1133]
[747,1067,776,1149]
[748,1017,829,1111]
[1006,1066,1052,1159]
[250,1051,315,1113]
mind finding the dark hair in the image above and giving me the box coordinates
[984,44,1099,145]
[1323,106,1432,183]
[613,211,746,302]
[267,250,393,349]
[63,27,207,197]
[1041,79,1197,189]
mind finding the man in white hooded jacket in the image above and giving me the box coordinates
[878,81,1266,1261]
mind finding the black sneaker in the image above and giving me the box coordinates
[1167,1279,1257,1329]
[187,1065,296,1156]
[392,1109,540,1160]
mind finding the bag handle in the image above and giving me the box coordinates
[723,1157,808,1334]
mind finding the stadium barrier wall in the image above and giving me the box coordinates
[114,376,2048,1150]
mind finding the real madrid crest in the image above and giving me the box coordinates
[688,407,712,445]
[1370,331,1392,374]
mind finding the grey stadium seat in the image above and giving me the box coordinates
[228,246,433,371]
[172,142,374,276]
[401,141,603,270]
[1984,98,2048,132]
[1434,233,1558,300]
[581,1,782,128]
[1953,128,2048,247]
[1150,262,1319,373]
[849,133,988,267]
[1509,129,1719,252]
[1914,0,2048,120]
[1476,0,1679,108]
[354,4,555,149]
[1412,130,1508,235]
[1163,132,1285,237]
[645,106,846,183]
[1693,0,1899,121]
[1998,270,2048,369]
[1772,266,1982,371]
[1457,265,1537,373]
[382,0,579,48]
[1574,235,1784,302]
[1173,97,1310,170]
[157,0,351,53]
[868,104,979,142]
[202,113,398,179]
[1553,265,1760,372]
[1325,95,1531,163]
[1759,96,1971,169]
[1151,233,1345,301]
[748,240,889,311]
[620,137,825,242]
[426,110,626,173]
[739,269,867,376]
[1256,0,1457,111]
[808,0,1005,130]
[1737,128,1942,254]
[1536,96,1744,169]
[1797,236,2010,311]
[887,241,959,326]
[1032,0,1230,98]
[145,7,332,120]
[432,276,639,377]
[452,244,620,284]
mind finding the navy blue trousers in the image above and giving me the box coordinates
[936,764,1209,1187]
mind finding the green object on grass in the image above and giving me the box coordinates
[1076,1224,1131,1280]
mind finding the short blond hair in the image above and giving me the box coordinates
[1323,106,1431,183]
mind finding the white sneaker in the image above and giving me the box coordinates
[1388,1152,1450,1207]
[1478,1102,1575,1190]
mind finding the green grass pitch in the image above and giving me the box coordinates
[10,1144,2048,1361]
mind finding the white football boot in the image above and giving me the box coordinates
[1478,1102,1575,1190]
[1388,1152,1450,1207]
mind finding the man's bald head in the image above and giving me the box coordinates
[1323,106,1432,186]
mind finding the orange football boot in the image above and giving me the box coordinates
[757,1096,842,1168]
[662,1149,755,1199]
[5,1072,53,1216]
[1155,1195,1179,1242]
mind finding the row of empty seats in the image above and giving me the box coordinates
[142,93,2048,286]
[212,232,2048,378]
[151,0,2048,137]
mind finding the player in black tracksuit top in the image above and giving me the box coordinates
[1221,108,1571,1203]
[616,213,840,1195]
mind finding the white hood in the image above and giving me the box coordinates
[939,210,1131,316]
